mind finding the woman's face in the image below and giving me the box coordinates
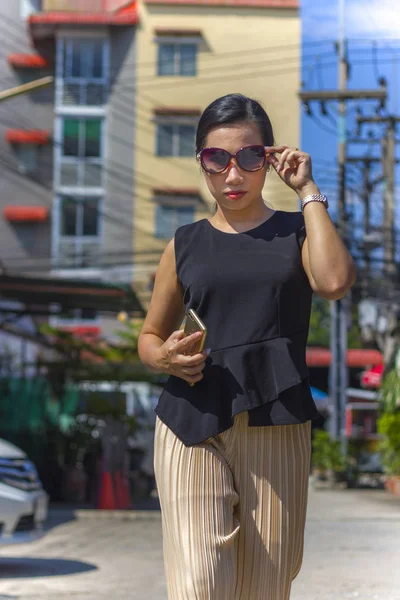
[201,120,268,213]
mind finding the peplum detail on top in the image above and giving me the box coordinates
[155,330,310,446]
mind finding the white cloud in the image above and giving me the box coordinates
[303,0,400,41]
[347,0,400,38]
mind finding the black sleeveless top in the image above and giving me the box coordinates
[155,210,320,446]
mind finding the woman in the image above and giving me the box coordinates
[138,93,356,599]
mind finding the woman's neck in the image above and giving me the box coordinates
[211,201,274,233]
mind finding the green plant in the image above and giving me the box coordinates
[377,412,400,475]
[380,368,400,414]
[308,296,362,349]
[312,429,346,473]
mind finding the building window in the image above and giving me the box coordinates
[158,43,197,76]
[60,197,100,237]
[155,204,195,238]
[15,145,38,174]
[156,123,195,157]
[153,189,201,238]
[59,118,103,187]
[57,38,108,106]
[55,196,102,267]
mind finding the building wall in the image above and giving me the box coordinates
[51,25,137,335]
[0,4,138,337]
[103,27,137,279]
[0,2,54,274]
[133,1,301,304]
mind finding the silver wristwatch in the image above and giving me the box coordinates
[301,194,329,213]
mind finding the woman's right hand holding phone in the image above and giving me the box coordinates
[156,330,208,385]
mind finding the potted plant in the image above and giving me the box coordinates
[311,429,347,489]
[377,364,400,497]
[377,411,400,497]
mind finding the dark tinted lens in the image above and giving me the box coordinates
[201,148,230,173]
[237,146,265,171]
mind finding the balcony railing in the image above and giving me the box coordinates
[42,0,127,12]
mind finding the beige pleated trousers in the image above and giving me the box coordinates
[154,412,311,600]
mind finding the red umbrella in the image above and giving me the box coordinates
[361,364,384,388]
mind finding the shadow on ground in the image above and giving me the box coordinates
[0,557,97,579]
[44,507,77,532]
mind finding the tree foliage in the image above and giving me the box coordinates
[308,296,362,349]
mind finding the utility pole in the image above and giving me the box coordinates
[356,114,400,369]
[383,118,396,278]
[337,0,347,230]
[333,0,348,455]
[356,115,400,279]
[362,159,372,265]
[299,22,387,452]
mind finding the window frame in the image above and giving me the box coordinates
[155,35,201,78]
[153,193,200,239]
[53,194,103,267]
[55,116,105,190]
[15,144,39,174]
[155,116,197,157]
[56,35,110,107]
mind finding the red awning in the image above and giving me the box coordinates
[3,206,49,223]
[6,130,50,145]
[361,364,384,388]
[7,54,50,69]
[306,347,383,368]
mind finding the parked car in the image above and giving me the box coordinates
[0,438,48,546]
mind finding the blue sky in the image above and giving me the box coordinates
[300,0,400,238]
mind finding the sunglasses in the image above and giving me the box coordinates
[197,145,267,174]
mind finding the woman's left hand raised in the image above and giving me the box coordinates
[265,146,315,195]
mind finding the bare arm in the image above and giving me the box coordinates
[265,146,356,300]
[299,184,356,300]
[138,238,207,384]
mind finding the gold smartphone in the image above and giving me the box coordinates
[184,308,207,354]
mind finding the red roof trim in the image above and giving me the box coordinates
[306,347,383,368]
[145,0,298,7]
[8,54,50,69]
[5,129,50,145]
[29,1,138,27]
[3,206,49,223]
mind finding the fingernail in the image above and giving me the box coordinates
[276,165,281,172]
[206,348,211,355]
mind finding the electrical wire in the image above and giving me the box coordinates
[0,23,397,273]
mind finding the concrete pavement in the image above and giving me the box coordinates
[1,487,399,599]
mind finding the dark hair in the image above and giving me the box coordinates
[195,93,274,154]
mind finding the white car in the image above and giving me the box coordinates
[0,438,48,545]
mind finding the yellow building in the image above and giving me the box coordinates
[134,0,300,306]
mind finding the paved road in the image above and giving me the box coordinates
[1,487,400,599]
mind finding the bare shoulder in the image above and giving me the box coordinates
[141,237,184,340]
[158,237,177,277]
